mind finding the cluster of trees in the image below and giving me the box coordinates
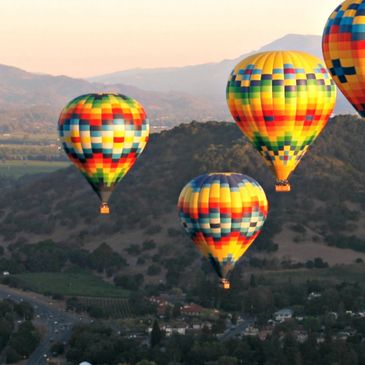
[65,321,365,365]
[186,268,365,318]
[0,240,127,276]
[0,299,40,364]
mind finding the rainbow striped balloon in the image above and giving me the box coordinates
[178,173,268,288]
[323,0,365,117]
[58,93,149,214]
[227,51,336,192]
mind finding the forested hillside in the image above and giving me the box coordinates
[0,115,364,282]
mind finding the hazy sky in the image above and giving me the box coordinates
[0,0,341,78]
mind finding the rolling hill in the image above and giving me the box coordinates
[0,64,226,134]
[0,115,364,284]
[88,34,353,116]
[0,34,356,139]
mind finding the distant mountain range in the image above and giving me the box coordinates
[88,34,351,115]
[0,34,356,135]
[88,34,323,95]
[0,64,224,133]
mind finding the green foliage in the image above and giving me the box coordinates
[114,273,144,290]
[142,240,157,251]
[89,242,127,273]
[8,321,40,357]
[147,264,162,276]
[150,320,163,348]
[50,341,65,356]
[5,347,21,364]
[11,271,129,298]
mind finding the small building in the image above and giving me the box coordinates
[336,331,351,340]
[181,303,204,317]
[308,292,322,300]
[294,330,308,343]
[244,326,259,336]
[274,308,293,322]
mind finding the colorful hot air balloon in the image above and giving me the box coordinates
[178,173,268,289]
[323,0,365,117]
[58,93,149,214]
[226,51,336,192]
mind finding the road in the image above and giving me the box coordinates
[218,318,256,342]
[0,285,87,365]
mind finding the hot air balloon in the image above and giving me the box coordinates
[178,173,268,289]
[323,0,365,117]
[226,51,336,192]
[58,93,149,214]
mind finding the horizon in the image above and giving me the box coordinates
[0,0,341,78]
[0,32,320,79]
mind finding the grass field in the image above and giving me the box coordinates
[12,272,130,298]
[0,160,69,178]
[257,263,365,286]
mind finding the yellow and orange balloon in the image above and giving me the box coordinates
[178,173,268,289]
[226,51,336,192]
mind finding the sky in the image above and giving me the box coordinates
[0,0,342,78]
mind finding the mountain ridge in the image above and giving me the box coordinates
[87,34,352,115]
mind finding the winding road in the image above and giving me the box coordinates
[0,284,87,365]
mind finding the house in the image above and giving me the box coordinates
[308,292,322,300]
[274,308,293,322]
[336,331,351,340]
[294,330,308,343]
[181,303,204,317]
[244,326,259,336]
[148,323,188,337]
[149,296,174,318]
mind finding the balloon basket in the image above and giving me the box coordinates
[100,203,110,214]
[275,181,291,192]
[219,279,230,290]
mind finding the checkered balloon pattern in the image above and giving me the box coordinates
[177,173,268,280]
[323,0,365,117]
[58,93,149,203]
[226,51,336,184]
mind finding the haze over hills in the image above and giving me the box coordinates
[0,64,226,134]
[0,115,364,282]
[88,34,352,116]
[0,34,356,136]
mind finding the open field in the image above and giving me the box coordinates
[256,263,365,286]
[0,160,69,178]
[11,272,129,298]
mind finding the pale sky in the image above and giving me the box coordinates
[0,0,341,78]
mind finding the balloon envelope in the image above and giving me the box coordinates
[323,0,365,117]
[178,173,268,287]
[226,51,336,191]
[58,93,149,213]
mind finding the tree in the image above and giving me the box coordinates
[150,320,163,348]
[147,264,161,276]
[5,347,21,364]
[14,301,34,320]
[50,341,65,356]
[8,321,40,357]
[136,361,157,365]
[217,356,239,365]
